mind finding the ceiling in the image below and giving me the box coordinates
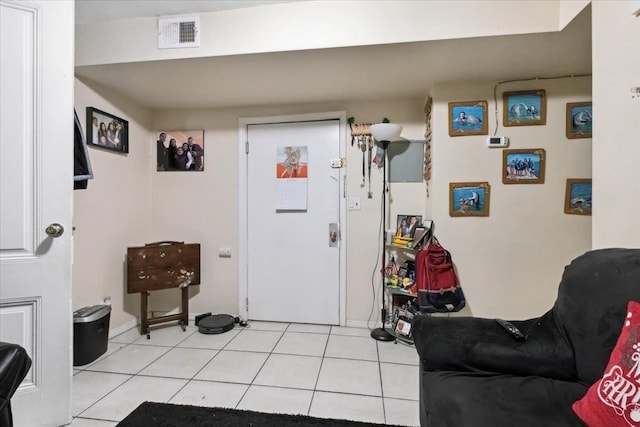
[74,2,592,110]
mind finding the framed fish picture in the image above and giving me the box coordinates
[449,182,490,217]
[448,100,488,137]
[503,90,546,126]
[566,102,592,139]
[564,179,592,215]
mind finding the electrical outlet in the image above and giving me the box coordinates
[218,247,232,258]
[348,197,361,210]
[103,296,112,305]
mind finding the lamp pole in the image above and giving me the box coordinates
[371,140,395,341]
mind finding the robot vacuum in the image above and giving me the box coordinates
[196,313,235,334]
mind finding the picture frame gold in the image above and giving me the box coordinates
[449,182,490,217]
[503,90,546,126]
[502,148,546,184]
[566,102,592,139]
[448,100,488,137]
[564,178,592,215]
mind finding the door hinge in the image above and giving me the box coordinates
[330,158,346,168]
[245,141,249,154]
[245,297,249,312]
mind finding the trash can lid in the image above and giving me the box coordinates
[73,305,111,323]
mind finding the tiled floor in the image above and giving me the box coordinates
[70,321,420,426]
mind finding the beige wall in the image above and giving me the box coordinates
[591,1,640,248]
[429,77,592,320]
[73,79,153,330]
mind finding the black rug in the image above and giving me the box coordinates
[117,401,404,427]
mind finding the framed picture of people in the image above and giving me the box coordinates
[86,107,129,154]
[156,130,205,171]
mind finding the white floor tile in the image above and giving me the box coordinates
[380,363,419,400]
[72,371,132,416]
[324,334,378,361]
[85,344,169,375]
[109,327,143,344]
[80,376,187,422]
[244,321,289,331]
[287,323,331,334]
[194,350,268,384]
[330,326,372,337]
[177,328,240,349]
[316,358,382,396]
[253,354,322,389]
[309,391,385,424]
[169,380,248,408]
[224,330,283,352]
[139,347,217,379]
[237,385,313,415]
[132,324,198,347]
[377,340,419,365]
[272,332,328,357]
[384,397,420,426]
[69,418,118,427]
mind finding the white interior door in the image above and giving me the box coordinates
[0,1,73,425]
[245,118,343,325]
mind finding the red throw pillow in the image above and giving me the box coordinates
[573,300,640,427]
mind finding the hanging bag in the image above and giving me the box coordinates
[416,237,465,312]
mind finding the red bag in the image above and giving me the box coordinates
[416,237,465,312]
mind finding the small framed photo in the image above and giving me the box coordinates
[157,130,205,171]
[448,100,488,137]
[397,267,408,280]
[502,148,546,184]
[566,102,592,139]
[86,107,129,154]
[411,227,429,249]
[564,179,592,215]
[503,90,546,126]
[449,182,490,217]
[396,215,423,238]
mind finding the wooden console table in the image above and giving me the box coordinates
[126,241,200,338]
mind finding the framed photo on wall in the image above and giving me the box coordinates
[502,148,546,184]
[86,107,129,154]
[564,179,592,215]
[503,90,546,126]
[448,100,488,137]
[157,130,205,171]
[566,102,592,139]
[449,182,490,217]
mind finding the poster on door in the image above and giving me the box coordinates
[275,146,308,210]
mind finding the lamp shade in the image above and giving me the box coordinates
[370,123,403,142]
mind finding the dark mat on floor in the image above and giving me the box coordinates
[117,401,405,427]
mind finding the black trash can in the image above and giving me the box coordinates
[73,305,111,366]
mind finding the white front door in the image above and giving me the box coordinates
[241,114,346,325]
[0,1,74,425]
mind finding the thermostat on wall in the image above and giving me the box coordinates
[487,136,509,148]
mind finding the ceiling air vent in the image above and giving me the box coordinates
[158,16,200,49]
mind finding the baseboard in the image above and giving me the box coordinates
[108,318,138,339]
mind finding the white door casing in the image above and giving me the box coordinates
[239,113,347,325]
[0,1,74,425]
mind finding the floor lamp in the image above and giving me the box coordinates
[370,122,403,342]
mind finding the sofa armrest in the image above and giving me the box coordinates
[412,311,578,381]
[0,342,32,402]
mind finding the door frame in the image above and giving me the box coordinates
[238,112,347,326]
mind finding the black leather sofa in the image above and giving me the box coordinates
[0,342,32,427]
[412,248,640,427]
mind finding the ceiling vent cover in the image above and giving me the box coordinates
[158,16,200,49]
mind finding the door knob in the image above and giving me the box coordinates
[45,223,64,238]
[329,230,337,242]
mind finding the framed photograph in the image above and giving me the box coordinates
[86,107,128,154]
[448,100,488,137]
[157,130,205,171]
[564,179,592,215]
[566,102,592,139]
[503,90,546,126]
[411,227,429,249]
[502,148,546,184]
[449,182,490,217]
[396,215,423,238]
